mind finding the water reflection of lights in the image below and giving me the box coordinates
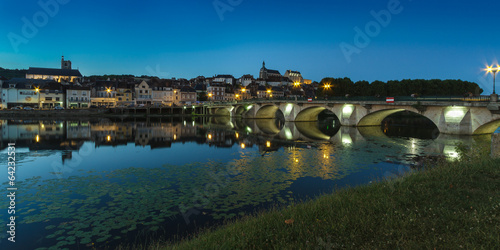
[208,134,212,140]
[341,134,352,145]
[173,134,177,140]
[35,135,40,142]
[246,126,253,133]
[240,143,246,149]
[410,138,417,154]
[266,141,271,148]
[235,132,239,139]
[323,154,329,159]
[107,135,111,142]
[444,145,459,159]
[284,128,293,140]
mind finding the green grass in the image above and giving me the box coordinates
[155,153,500,249]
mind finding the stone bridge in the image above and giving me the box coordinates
[206,100,500,135]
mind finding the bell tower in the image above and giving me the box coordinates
[61,56,72,69]
[259,61,267,79]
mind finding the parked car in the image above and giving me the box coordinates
[23,106,34,110]
[127,104,135,108]
[11,106,21,110]
[137,104,145,108]
[54,106,65,110]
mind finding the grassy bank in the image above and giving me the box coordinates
[160,150,500,249]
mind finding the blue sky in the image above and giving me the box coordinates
[1,0,499,93]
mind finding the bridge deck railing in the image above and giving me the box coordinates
[202,95,493,106]
[234,95,493,103]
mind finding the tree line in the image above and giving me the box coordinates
[317,78,483,97]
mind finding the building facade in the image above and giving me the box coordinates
[66,86,91,108]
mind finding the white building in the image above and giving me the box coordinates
[213,75,235,85]
[1,79,44,109]
[66,86,91,109]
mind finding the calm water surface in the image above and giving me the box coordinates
[0,117,492,249]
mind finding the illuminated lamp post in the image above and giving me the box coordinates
[485,64,499,95]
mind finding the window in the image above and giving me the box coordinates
[45,97,52,101]
[56,97,60,101]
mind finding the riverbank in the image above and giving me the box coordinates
[156,147,500,249]
[0,107,201,118]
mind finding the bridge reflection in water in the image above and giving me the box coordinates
[0,117,493,164]
[203,116,494,162]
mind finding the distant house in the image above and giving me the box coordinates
[256,85,269,99]
[207,84,226,101]
[271,86,285,98]
[284,70,304,84]
[114,82,135,107]
[238,74,255,87]
[151,82,173,107]
[194,83,207,101]
[174,86,197,106]
[135,80,152,105]
[213,75,235,85]
[26,56,82,83]
[40,81,64,108]
[91,81,117,107]
[66,85,90,108]
[224,90,235,102]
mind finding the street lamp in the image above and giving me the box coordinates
[485,64,500,94]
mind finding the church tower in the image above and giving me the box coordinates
[61,56,72,69]
[259,61,267,79]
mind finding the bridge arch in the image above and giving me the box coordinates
[213,107,231,116]
[473,119,500,135]
[256,105,280,119]
[234,106,246,116]
[295,107,331,122]
[358,109,407,127]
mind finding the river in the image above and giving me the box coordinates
[0,115,493,249]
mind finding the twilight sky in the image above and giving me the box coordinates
[1,0,499,93]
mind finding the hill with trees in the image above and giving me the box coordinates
[0,67,27,79]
